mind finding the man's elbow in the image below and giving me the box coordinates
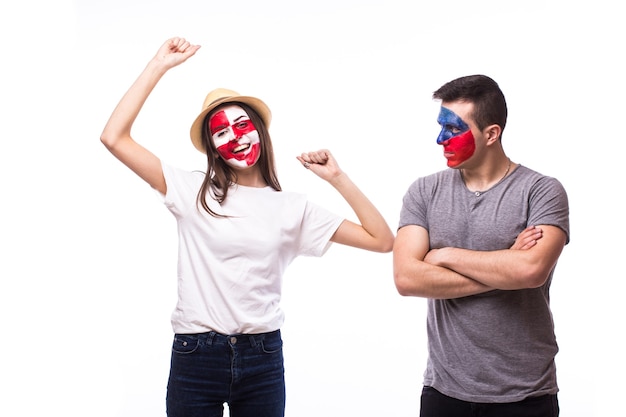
[394,269,423,297]
[516,265,553,289]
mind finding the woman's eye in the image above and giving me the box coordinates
[236,121,249,129]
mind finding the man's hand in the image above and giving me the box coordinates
[424,226,544,267]
[510,226,543,250]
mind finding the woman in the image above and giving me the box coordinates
[101,37,394,417]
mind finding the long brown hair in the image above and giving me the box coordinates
[196,102,282,217]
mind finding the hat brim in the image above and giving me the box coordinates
[190,95,272,154]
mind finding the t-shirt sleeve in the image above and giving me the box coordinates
[398,178,429,231]
[298,200,344,257]
[159,162,206,218]
[527,176,570,244]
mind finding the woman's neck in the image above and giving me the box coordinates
[233,168,267,188]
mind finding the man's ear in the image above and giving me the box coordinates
[484,124,502,145]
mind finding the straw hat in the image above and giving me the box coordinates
[189,88,272,153]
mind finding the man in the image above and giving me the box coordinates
[393,75,569,417]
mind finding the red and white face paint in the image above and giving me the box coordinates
[208,105,261,168]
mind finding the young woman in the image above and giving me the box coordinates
[101,37,394,417]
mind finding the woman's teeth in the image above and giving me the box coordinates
[233,143,250,153]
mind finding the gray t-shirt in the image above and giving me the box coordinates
[399,165,570,403]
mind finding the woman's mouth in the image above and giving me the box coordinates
[232,143,250,153]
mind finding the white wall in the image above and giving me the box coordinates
[1,1,622,416]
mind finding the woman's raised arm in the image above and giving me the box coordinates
[100,37,201,194]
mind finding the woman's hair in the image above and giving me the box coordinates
[196,102,282,217]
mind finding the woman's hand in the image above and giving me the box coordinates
[296,149,343,183]
[152,37,201,70]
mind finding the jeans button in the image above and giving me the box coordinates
[230,336,237,344]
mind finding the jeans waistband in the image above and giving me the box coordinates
[176,329,281,348]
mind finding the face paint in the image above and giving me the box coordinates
[209,105,261,168]
[436,106,476,168]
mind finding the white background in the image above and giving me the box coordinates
[1,1,622,416]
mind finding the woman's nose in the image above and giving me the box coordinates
[230,128,241,140]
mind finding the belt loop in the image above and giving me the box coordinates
[249,333,265,348]
[207,331,217,346]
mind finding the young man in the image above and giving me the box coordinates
[393,75,569,417]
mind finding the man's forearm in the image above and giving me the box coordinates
[425,246,545,290]
[394,256,493,299]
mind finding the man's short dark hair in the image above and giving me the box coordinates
[433,75,507,136]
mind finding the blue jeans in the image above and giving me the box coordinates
[420,386,559,417]
[166,330,285,417]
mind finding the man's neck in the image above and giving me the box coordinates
[459,157,513,193]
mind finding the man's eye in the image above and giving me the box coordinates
[446,125,461,134]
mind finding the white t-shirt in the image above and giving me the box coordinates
[160,163,344,335]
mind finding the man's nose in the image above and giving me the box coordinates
[436,129,450,145]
